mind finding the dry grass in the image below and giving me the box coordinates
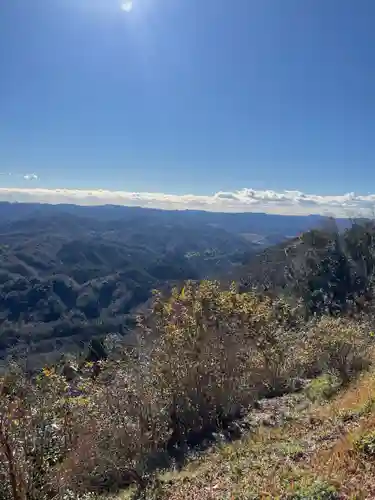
[136,368,375,500]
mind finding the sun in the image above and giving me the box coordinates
[121,1,133,12]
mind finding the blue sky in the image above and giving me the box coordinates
[1,0,375,214]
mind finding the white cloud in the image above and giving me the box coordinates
[23,174,38,181]
[121,1,133,12]
[0,187,374,217]
[0,173,38,180]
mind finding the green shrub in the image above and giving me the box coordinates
[305,374,341,402]
[354,430,375,456]
[289,480,339,499]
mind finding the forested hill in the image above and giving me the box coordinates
[0,202,343,367]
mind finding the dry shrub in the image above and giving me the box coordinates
[59,281,305,494]
[135,282,304,445]
[307,316,372,383]
[58,360,170,494]
[0,363,84,500]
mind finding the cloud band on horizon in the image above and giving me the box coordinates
[0,187,373,217]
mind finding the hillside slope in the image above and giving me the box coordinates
[133,366,375,499]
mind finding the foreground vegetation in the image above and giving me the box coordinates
[140,365,375,499]
[2,219,375,499]
[0,279,374,500]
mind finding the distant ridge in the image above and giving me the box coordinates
[0,201,351,236]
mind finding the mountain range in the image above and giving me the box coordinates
[0,202,348,368]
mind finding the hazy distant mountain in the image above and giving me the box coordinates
[0,201,347,240]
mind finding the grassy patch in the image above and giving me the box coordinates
[277,439,305,459]
[339,397,375,422]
